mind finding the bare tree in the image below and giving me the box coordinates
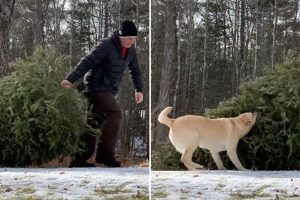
[271,0,278,69]
[173,5,183,115]
[184,0,195,114]
[202,0,209,111]
[53,0,67,48]
[240,0,245,76]
[69,0,76,67]
[132,0,140,28]
[33,0,49,48]
[104,0,109,38]
[0,0,15,76]
[254,0,260,78]
[155,0,177,143]
[233,0,240,92]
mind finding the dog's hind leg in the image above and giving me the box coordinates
[189,155,204,169]
[210,151,225,170]
[181,149,194,170]
[191,162,204,169]
[181,147,204,170]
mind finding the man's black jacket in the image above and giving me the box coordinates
[65,31,143,95]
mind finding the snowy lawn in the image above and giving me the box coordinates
[151,170,300,200]
[0,168,149,200]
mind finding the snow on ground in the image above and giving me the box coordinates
[0,168,149,200]
[2,168,300,200]
[151,170,300,200]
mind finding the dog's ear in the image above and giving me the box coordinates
[242,114,252,126]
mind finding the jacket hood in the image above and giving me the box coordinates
[110,31,122,49]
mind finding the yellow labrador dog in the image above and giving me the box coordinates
[158,107,257,171]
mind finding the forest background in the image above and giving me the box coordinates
[152,0,300,170]
[0,0,149,166]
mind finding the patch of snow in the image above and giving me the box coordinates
[151,170,300,200]
[0,168,149,199]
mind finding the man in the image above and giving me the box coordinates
[61,20,143,167]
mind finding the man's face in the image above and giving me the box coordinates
[119,36,136,48]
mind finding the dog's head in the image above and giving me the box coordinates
[241,112,257,126]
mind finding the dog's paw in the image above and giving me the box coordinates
[193,164,205,169]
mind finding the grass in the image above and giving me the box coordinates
[217,183,226,188]
[47,184,56,190]
[104,194,149,200]
[228,184,282,199]
[47,191,55,196]
[151,191,168,199]
[22,197,41,200]
[94,187,133,195]
[179,189,196,200]
[16,187,37,195]
[82,197,94,200]
[95,181,134,195]
[94,183,133,196]
[116,181,133,190]
[229,191,272,199]
[95,184,148,200]
[79,179,91,186]
[9,196,42,200]
[0,186,11,194]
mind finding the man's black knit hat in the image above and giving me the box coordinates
[119,20,137,37]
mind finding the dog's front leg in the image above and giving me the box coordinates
[227,148,248,171]
[225,138,249,171]
[210,151,226,170]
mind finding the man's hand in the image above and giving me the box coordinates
[61,80,73,89]
[135,92,143,104]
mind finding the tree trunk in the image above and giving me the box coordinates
[155,0,177,143]
[0,0,15,76]
[271,0,278,69]
[185,0,195,114]
[54,0,66,48]
[233,0,240,92]
[293,0,300,59]
[173,30,181,115]
[223,0,227,59]
[120,0,124,21]
[98,0,103,40]
[136,0,140,29]
[104,0,109,38]
[33,0,46,48]
[202,0,209,112]
[132,0,140,45]
[240,0,245,77]
[254,0,259,78]
[69,1,76,67]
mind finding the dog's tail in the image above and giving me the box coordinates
[158,107,174,127]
